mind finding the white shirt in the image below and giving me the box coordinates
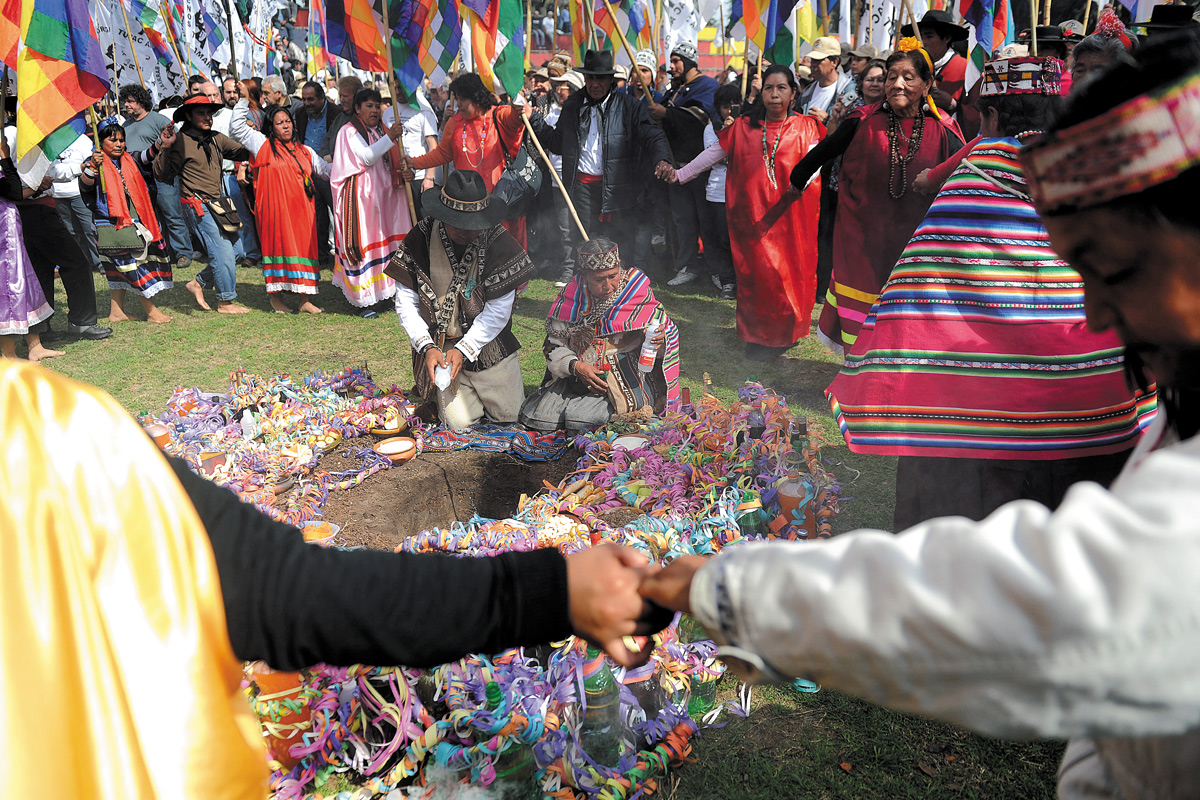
[228,100,331,180]
[394,284,517,363]
[383,95,439,180]
[542,102,564,176]
[808,81,837,115]
[211,106,238,173]
[44,133,94,199]
[702,124,725,204]
[577,94,610,176]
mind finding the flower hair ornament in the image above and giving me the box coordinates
[896,37,943,119]
[97,115,121,133]
[1096,8,1134,52]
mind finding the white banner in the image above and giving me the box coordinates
[663,0,702,52]
[92,0,186,103]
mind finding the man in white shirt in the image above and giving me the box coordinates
[46,131,101,275]
[796,36,857,124]
[211,77,260,267]
[382,89,439,218]
[384,171,536,430]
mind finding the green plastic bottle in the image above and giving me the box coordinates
[579,646,624,767]
[485,681,539,798]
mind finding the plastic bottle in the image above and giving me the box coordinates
[485,681,539,797]
[240,409,256,440]
[638,320,661,372]
[622,660,664,726]
[579,646,624,767]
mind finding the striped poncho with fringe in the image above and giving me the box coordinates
[825,137,1157,459]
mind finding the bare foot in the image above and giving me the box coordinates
[298,301,324,314]
[185,280,212,310]
[108,305,131,322]
[269,296,294,314]
[146,309,173,323]
[217,301,251,315]
[28,344,65,362]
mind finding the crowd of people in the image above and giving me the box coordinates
[7,2,1200,796]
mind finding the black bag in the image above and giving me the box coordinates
[204,196,242,234]
[96,222,153,263]
[491,108,543,219]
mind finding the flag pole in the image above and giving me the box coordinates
[600,0,654,100]
[117,0,149,89]
[1043,0,1053,26]
[901,0,922,43]
[525,0,533,69]
[379,0,419,225]
[218,0,240,79]
[87,107,108,194]
[1081,0,1092,32]
[867,0,875,44]
[819,0,830,36]
[588,0,600,51]
[1029,0,1038,54]
[162,2,191,79]
[552,0,562,53]
[522,115,589,240]
[654,0,665,63]
[718,0,729,72]
[740,34,749,95]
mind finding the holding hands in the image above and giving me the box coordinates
[654,160,677,183]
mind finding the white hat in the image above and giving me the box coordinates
[614,64,629,80]
[552,70,584,90]
[634,48,656,70]
[808,36,842,61]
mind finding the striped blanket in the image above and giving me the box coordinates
[547,268,681,404]
[826,138,1157,459]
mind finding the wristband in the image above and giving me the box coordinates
[419,342,438,357]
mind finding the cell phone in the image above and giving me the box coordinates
[729,103,742,117]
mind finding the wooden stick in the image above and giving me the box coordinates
[654,0,664,64]
[718,0,729,72]
[600,0,653,100]
[525,0,533,69]
[552,0,562,54]
[118,0,149,89]
[1029,0,1039,55]
[740,35,749,97]
[1,66,8,131]
[379,0,419,226]
[1043,0,1053,27]
[162,1,190,79]
[521,115,589,240]
[1081,0,1092,32]
[219,0,240,79]
[819,0,830,36]
[87,107,107,194]
[902,0,923,44]
[867,0,875,44]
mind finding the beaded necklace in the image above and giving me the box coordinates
[459,115,486,169]
[762,118,785,191]
[886,106,925,200]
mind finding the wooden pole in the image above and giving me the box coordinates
[600,0,654,100]
[118,0,149,88]
[219,0,240,79]
[654,0,664,63]
[552,0,562,53]
[521,115,588,240]
[1,66,8,130]
[1081,0,1092,32]
[902,0,923,44]
[162,2,190,79]
[867,0,875,45]
[1029,0,1039,55]
[718,0,728,72]
[525,0,533,69]
[379,0,419,225]
[87,107,108,194]
[740,34,749,96]
[1043,0,1053,26]
[819,0,830,36]
[588,0,600,52]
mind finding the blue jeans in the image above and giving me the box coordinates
[223,173,260,261]
[155,177,195,260]
[183,203,238,301]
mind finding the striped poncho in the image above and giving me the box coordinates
[826,137,1157,460]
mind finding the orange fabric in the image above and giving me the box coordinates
[101,151,162,242]
[718,115,824,347]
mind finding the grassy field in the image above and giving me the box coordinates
[34,263,1061,798]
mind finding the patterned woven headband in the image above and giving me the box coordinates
[441,187,489,212]
[1022,70,1200,214]
[980,57,1063,97]
[577,240,621,271]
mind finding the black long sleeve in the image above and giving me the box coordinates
[634,101,671,167]
[168,457,573,670]
[789,115,859,191]
[0,157,22,201]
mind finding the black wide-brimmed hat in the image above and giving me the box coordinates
[577,49,617,76]
[1136,3,1200,33]
[901,9,969,42]
[422,170,505,230]
[1017,25,1070,46]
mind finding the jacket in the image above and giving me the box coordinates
[797,71,857,116]
[294,99,341,152]
[152,126,250,200]
[692,410,1200,799]
[533,89,670,215]
[660,73,719,164]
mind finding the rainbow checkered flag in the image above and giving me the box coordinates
[461,0,525,98]
[960,0,1013,93]
[386,0,462,94]
[14,0,109,163]
[593,0,652,60]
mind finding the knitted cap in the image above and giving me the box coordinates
[577,237,622,271]
[671,41,699,65]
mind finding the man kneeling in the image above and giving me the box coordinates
[520,238,680,433]
[387,171,534,429]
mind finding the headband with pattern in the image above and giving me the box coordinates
[577,238,622,271]
[980,57,1063,97]
[1022,70,1200,214]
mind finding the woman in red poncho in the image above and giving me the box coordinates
[671,65,824,360]
[790,43,965,357]
[230,100,330,314]
[79,119,174,324]
[401,73,532,248]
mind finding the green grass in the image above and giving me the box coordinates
[34,264,1059,797]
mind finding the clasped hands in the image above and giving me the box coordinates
[424,345,464,385]
[567,546,708,667]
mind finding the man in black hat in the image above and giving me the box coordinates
[1016,26,1071,61]
[902,10,971,116]
[385,170,536,430]
[154,95,252,314]
[1134,3,1200,39]
[531,49,672,287]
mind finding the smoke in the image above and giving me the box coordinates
[399,764,532,800]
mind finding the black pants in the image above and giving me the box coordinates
[815,172,837,305]
[19,204,99,328]
[667,178,706,274]
[700,199,735,286]
[570,180,634,266]
[892,451,1131,533]
[315,174,333,259]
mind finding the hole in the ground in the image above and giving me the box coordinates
[321,445,580,550]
